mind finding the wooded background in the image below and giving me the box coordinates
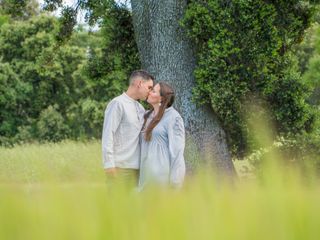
[1,0,320,173]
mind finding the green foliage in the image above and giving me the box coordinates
[0,62,32,142]
[299,23,320,104]
[303,58,320,104]
[56,6,77,43]
[42,1,140,103]
[36,105,70,142]
[294,23,318,74]
[0,14,9,26]
[66,99,105,139]
[81,2,140,102]
[66,2,140,139]
[0,14,85,144]
[0,0,39,20]
[280,133,320,172]
[0,2,140,145]
[183,0,317,156]
[267,57,314,133]
[42,0,80,42]
[246,132,320,175]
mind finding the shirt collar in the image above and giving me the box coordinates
[122,92,137,103]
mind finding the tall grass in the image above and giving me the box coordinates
[0,141,104,183]
[1,140,320,240]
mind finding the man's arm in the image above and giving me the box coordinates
[102,100,122,175]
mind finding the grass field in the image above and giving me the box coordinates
[1,141,320,240]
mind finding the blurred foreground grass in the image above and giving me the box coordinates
[1,141,320,240]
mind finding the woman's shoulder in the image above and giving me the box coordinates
[165,107,183,122]
[167,107,182,116]
[165,108,185,134]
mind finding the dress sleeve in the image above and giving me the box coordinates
[168,115,186,188]
[101,100,123,169]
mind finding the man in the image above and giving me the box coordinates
[102,70,154,187]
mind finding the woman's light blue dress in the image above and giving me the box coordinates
[139,107,186,189]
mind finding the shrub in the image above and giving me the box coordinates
[37,105,70,142]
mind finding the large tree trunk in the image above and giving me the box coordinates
[131,0,236,175]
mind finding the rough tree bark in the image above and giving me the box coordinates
[131,0,236,175]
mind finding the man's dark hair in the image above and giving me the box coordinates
[129,70,154,85]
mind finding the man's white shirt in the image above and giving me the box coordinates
[102,93,145,169]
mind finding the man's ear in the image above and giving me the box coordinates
[137,80,142,88]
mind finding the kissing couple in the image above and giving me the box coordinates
[102,70,185,191]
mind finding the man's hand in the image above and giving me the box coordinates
[105,167,117,177]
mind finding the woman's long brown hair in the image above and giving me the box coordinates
[143,82,175,141]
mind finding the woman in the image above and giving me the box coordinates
[139,82,186,189]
